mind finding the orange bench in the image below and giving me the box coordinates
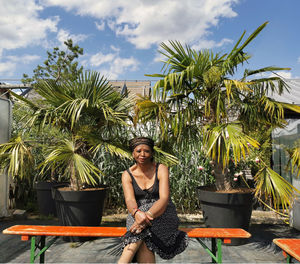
[273,238,300,263]
[3,225,251,263]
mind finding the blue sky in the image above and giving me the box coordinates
[1,0,300,85]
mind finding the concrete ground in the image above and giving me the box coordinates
[1,211,300,263]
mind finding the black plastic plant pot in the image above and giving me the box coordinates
[34,181,64,217]
[52,185,108,242]
[197,186,254,245]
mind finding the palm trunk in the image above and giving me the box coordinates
[70,160,80,191]
[214,160,232,191]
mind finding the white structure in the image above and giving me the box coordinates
[270,79,300,230]
[0,96,12,217]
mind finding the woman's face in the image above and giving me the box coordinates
[133,144,153,164]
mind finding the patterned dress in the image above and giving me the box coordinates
[122,163,188,259]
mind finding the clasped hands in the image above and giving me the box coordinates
[130,210,153,234]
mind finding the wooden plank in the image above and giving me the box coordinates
[181,228,251,238]
[3,225,251,239]
[3,226,127,237]
[273,238,300,261]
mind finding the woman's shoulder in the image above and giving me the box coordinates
[122,164,137,176]
[157,163,169,179]
[157,163,168,171]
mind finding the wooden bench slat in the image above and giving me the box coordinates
[273,238,300,262]
[181,228,251,238]
[3,225,251,239]
[3,225,127,237]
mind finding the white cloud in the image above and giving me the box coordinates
[0,54,40,76]
[270,71,293,80]
[110,45,120,53]
[298,57,300,63]
[0,0,58,51]
[191,38,233,50]
[0,61,16,76]
[90,52,116,67]
[6,55,40,64]
[95,21,105,31]
[57,29,88,48]
[41,0,238,49]
[87,47,139,79]
[256,71,299,80]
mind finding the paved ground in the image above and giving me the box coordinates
[1,212,300,263]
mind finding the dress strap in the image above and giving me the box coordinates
[155,163,160,182]
[127,169,134,179]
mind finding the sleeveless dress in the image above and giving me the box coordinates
[122,163,188,260]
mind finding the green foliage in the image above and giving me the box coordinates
[136,22,300,212]
[93,148,132,211]
[9,71,135,190]
[286,139,300,177]
[0,135,34,180]
[22,39,83,84]
[169,143,214,213]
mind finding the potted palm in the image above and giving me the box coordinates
[1,71,134,241]
[0,39,86,217]
[135,22,300,239]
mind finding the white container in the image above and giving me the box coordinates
[290,198,300,230]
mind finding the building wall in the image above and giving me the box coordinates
[110,80,151,97]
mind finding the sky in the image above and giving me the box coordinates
[1,0,300,85]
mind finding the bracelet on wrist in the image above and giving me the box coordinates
[131,208,137,217]
[133,209,141,217]
[146,210,154,218]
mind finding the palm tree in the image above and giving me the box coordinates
[135,22,300,211]
[0,71,134,191]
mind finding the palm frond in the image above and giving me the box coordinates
[0,135,34,179]
[40,139,102,188]
[254,165,299,211]
[153,146,178,166]
[286,141,300,177]
[203,123,259,167]
[92,141,132,160]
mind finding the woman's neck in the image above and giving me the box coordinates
[136,161,154,173]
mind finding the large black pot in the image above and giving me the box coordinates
[34,181,61,216]
[52,185,108,242]
[197,186,254,245]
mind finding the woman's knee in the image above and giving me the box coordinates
[137,241,155,262]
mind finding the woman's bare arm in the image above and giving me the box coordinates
[146,164,170,218]
[122,171,152,228]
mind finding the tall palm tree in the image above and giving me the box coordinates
[135,22,300,210]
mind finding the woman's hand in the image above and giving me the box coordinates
[134,210,153,226]
[130,221,149,234]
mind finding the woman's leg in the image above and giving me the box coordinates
[136,241,155,263]
[118,240,142,264]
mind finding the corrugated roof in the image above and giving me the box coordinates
[270,79,300,105]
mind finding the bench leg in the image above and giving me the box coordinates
[196,238,223,263]
[286,254,291,263]
[30,236,36,263]
[211,238,222,263]
[29,236,58,263]
[40,236,45,263]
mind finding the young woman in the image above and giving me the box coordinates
[118,137,188,263]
